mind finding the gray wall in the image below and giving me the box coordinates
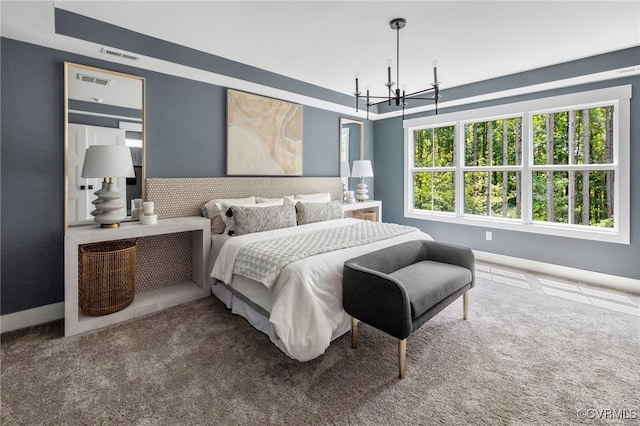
[374,49,640,280]
[1,40,66,314]
[0,37,371,315]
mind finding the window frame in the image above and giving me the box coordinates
[404,85,631,244]
[459,115,524,220]
[409,122,458,214]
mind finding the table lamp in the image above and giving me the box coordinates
[351,160,374,202]
[81,145,135,228]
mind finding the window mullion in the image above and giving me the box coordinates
[405,126,413,214]
[463,165,522,172]
[530,164,615,171]
[455,123,464,217]
[412,167,456,173]
[521,112,532,224]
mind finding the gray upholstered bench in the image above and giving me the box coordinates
[343,240,475,378]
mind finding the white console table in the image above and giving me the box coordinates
[64,217,211,336]
[342,200,382,222]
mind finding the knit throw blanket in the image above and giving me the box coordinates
[233,221,417,288]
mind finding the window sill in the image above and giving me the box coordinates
[405,209,629,244]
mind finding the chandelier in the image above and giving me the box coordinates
[353,18,440,119]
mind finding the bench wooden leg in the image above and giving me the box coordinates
[398,339,407,379]
[351,317,358,349]
[463,290,470,320]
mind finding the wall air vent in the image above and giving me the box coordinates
[76,73,112,86]
[100,48,140,61]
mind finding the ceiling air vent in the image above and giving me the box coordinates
[101,48,140,61]
[76,73,112,86]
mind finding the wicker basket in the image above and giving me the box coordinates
[80,239,137,316]
[352,208,377,222]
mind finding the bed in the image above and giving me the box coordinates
[145,177,433,361]
[209,218,432,361]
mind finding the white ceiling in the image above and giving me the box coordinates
[2,1,639,98]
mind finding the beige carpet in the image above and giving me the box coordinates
[2,264,639,425]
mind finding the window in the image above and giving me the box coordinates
[463,117,522,219]
[412,126,456,213]
[531,107,615,228]
[404,86,631,243]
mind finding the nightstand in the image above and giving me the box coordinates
[341,200,382,222]
[64,217,211,336]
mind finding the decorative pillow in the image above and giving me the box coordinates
[294,192,331,203]
[230,204,297,236]
[201,196,256,234]
[256,196,295,204]
[295,200,343,225]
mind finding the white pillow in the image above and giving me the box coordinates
[294,192,331,203]
[254,200,283,207]
[201,196,256,234]
[256,196,295,204]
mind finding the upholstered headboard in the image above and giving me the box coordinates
[146,177,343,219]
[135,177,341,293]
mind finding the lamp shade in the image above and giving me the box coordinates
[351,160,374,178]
[81,145,135,178]
[340,161,351,178]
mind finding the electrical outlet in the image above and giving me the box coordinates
[485,231,492,241]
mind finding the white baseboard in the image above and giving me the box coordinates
[0,302,64,333]
[474,250,640,295]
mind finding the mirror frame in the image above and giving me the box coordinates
[339,117,364,164]
[64,62,146,228]
[339,118,364,201]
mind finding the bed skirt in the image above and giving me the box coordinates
[210,282,351,360]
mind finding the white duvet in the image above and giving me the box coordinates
[211,218,433,361]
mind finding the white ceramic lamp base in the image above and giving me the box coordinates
[90,180,108,218]
[93,181,126,228]
[356,182,370,202]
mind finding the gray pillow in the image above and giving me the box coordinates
[230,204,297,236]
[295,200,343,225]
[201,196,256,234]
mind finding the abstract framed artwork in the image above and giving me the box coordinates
[227,89,303,175]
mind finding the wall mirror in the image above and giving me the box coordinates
[64,62,145,228]
[339,118,364,192]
